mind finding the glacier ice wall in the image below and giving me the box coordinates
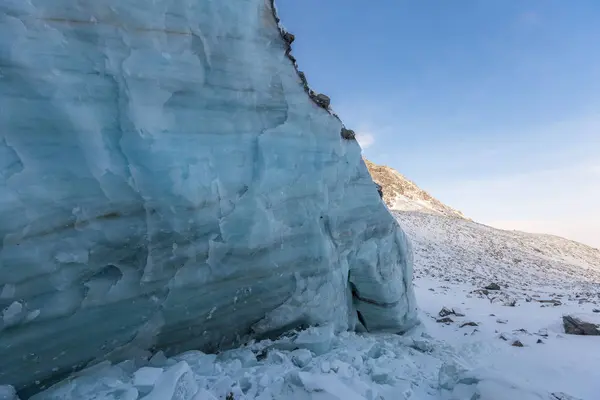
[0,0,418,393]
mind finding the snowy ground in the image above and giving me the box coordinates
[5,211,599,400]
[416,277,600,400]
[404,210,600,400]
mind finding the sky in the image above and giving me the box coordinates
[277,1,600,248]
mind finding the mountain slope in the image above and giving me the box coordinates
[366,158,600,291]
[395,210,600,292]
[365,159,465,218]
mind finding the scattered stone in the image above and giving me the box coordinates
[551,392,583,400]
[341,128,356,140]
[538,299,562,306]
[499,332,511,341]
[593,308,600,313]
[313,93,330,108]
[489,313,495,317]
[562,314,600,336]
[428,288,435,292]
[503,298,517,307]
[438,307,454,317]
[513,328,528,334]
[496,319,508,324]
[485,283,501,291]
[452,308,465,317]
[536,339,544,344]
[459,322,478,328]
[536,329,548,337]
[436,317,454,324]
[511,340,524,347]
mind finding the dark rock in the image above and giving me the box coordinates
[313,93,330,108]
[374,182,383,198]
[536,339,544,344]
[538,299,562,306]
[562,315,600,335]
[513,328,528,334]
[592,308,600,313]
[436,317,454,324]
[499,332,511,341]
[536,329,548,337]
[341,128,356,140]
[282,31,295,45]
[504,299,517,307]
[298,71,308,86]
[511,340,524,347]
[459,322,478,328]
[485,283,501,291]
[438,307,453,317]
[452,308,465,317]
[551,392,583,400]
[496,319,508,324]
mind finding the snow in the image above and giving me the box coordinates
[2,0,599,397]
[417,277,600,399]
[23,220,600,399]
[0,0,416,392]
[5,199,599,400]
[25,274,599,400]
[8,207,599,399]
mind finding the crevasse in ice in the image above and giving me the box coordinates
[0,0,418,394]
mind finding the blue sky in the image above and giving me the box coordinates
[278,1,600,248]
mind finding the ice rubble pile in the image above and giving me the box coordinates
[2,326,565,400]
[0,0,417,394]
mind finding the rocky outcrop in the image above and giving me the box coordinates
[364,159,465,217]
[0,0,418,394]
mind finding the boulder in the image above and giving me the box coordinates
[562,314,600,336]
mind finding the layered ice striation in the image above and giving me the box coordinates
[0,0,417,394]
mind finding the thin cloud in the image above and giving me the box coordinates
[356,132,375,149]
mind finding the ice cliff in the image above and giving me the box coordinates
[0,0,417,394]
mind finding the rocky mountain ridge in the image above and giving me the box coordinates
[365,159,466,218]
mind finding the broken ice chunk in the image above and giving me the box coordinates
[293,325,335,355]
[133,367,164,395]
[140,361,198,400]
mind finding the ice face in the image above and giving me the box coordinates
[0,0,417,394]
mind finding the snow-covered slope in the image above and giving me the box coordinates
[395,210,600,292]
[399,208,600,399]
[0,0,417,394]
[365,159,465,218]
